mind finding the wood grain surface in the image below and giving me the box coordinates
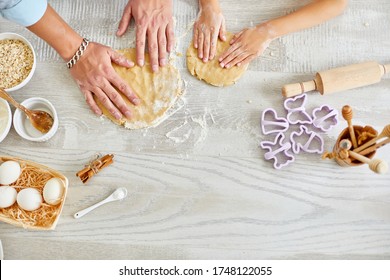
[0,0,389,260]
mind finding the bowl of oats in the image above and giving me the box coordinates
[0,32,36,92]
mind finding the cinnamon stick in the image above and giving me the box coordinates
[76,154,114,184]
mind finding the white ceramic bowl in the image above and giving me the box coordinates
[13,97,58,142]
[0,98,12,143]
[0,32,36,92]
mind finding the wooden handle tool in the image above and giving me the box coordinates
[282,61,390,98]
[339,139,388,174]
[341,105,358,149]
[348,150,388,174]
[359,137,390,156]
[338,139,352,160]
[0,88,54,133]
[353,124,390,153]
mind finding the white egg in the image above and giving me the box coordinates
[0,186,17,208]
[0,161,21,185]
[16,188,42,211]
[43,178,64,205]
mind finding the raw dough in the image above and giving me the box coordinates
[95,48,183,129]
[186,32,248,87]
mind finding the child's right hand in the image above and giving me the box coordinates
[219,24,273,68]
[193,1,226,63]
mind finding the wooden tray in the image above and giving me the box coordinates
[0,156,68,230]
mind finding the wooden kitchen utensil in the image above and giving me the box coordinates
[353,124,390,153]
[338,139,388,174]
[342,105,358,149]
[326,125,377,167]
[0,88,54,133]
[348,150,388,174]
[359,137,390,156]
[282,61,390,97]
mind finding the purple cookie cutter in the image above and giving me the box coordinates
[290,126,324,154]
[284,94,312,125]
[260,133,295,169]
[312,105,338,132]
[261,108,289,135]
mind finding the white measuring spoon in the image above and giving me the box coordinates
[74,187,128,219]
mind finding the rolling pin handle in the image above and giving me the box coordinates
[282,80,317,98]
[382,64,390,75]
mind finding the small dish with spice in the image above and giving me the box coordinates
[13,97,59,142]
[0,32,36,92]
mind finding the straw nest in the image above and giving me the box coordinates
[0,156,68,230]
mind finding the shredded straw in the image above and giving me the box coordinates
[0,161,64,229]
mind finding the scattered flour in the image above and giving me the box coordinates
[191,114,209,146]
[165,119,192,143]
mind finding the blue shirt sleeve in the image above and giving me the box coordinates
[0,0,48,27]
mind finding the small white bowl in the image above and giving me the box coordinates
[0,98,12,143]
[0,32,36,92]
[13,97,58,142]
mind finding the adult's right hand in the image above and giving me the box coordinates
[70,42,140,120]
[25,5,140,120]
[117,0,175,73]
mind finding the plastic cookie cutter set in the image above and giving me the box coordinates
[284,93,312,125]
[260,133,295,169]
[312,105,338,131]
[290,126,324,154]
[260,94,338,169]
[261,108,289,135]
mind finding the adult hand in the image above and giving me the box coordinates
[193,1,226,62]
[117,0,175,72]
[219,25,273,68]
[70,42,140,120]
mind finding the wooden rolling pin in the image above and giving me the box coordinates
[282,61,390,98]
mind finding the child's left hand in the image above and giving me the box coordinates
[193,3,226,62]
[219,25,273,68]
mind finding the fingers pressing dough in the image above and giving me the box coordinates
[186,32,248,87]
[95,49,183,129]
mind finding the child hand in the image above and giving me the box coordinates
[219,25,273,68]
[193,3,226,62]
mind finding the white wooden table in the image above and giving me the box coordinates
[0,0,389,260]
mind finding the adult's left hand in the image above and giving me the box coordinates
[117,0,175,72]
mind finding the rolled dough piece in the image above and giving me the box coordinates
[95,48,183,129]
[186,32,248,87]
